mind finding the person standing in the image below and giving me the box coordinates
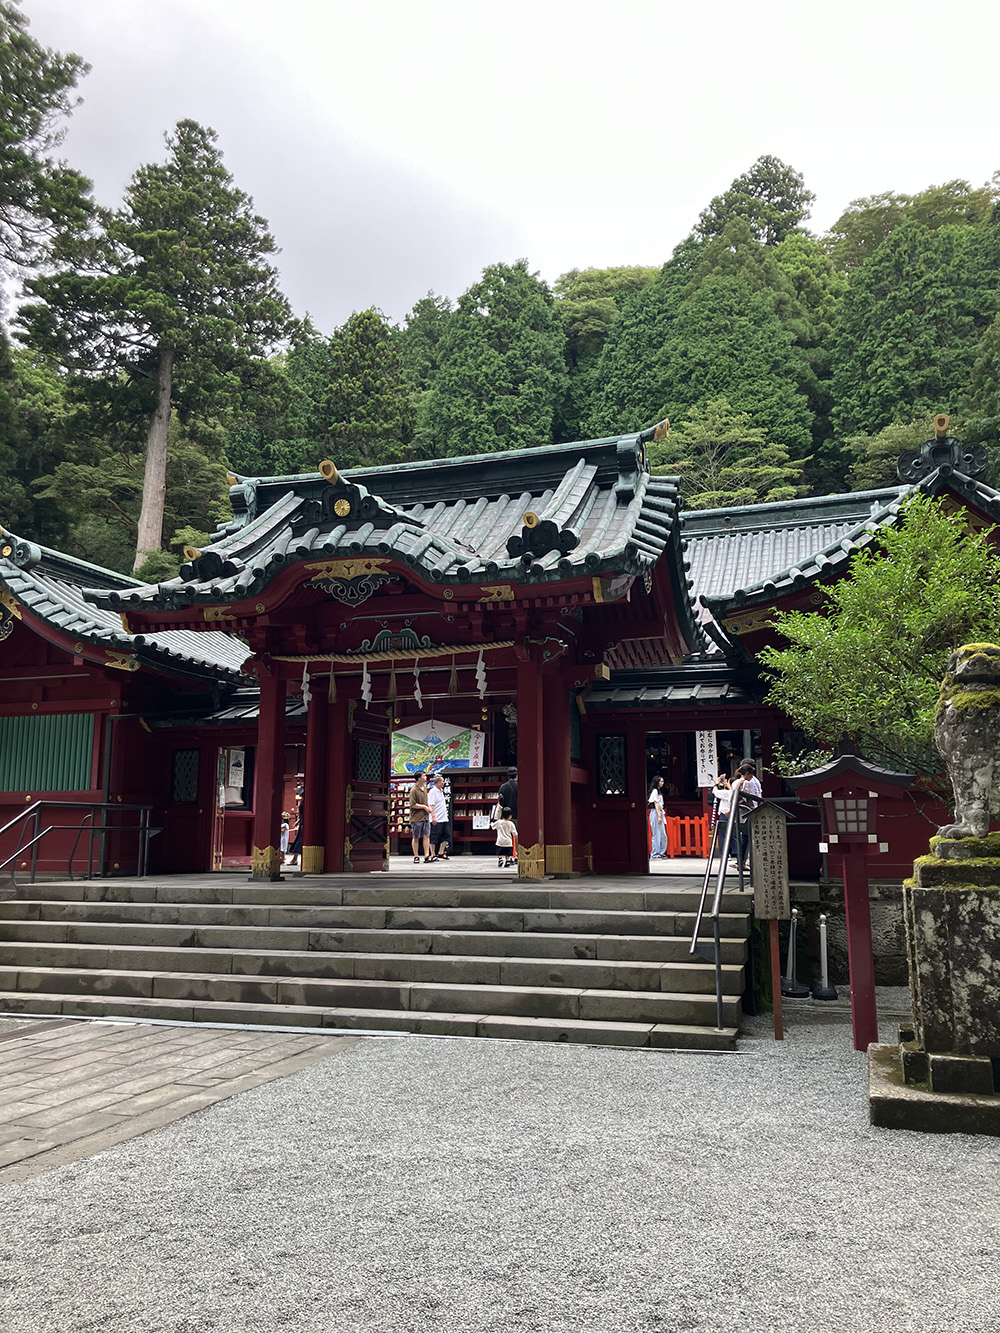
[731,760,762,875]
[408,772,433,864]
[711,774,733,855]
[427,773,451,862]
[648,776,667,858]
[494,806,517,867]
[498,767,518,822]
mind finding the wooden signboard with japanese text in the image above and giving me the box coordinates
[695,730,717,788]
[748,804,791,920]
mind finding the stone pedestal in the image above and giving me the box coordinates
[869,835,1000,1134]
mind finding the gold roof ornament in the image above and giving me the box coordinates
[319,460,339,483]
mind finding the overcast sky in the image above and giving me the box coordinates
[24,0,1000,331]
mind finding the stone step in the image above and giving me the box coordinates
[0,966,743,1026]
[0,941,744,994]
[0,920,748,964]
[0,900,750,939]
[15,880,750,914]
[0,991,738,1049]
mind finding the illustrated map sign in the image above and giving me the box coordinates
[391,720,486,775]
[695,730,718,788]
[748,804,791,919]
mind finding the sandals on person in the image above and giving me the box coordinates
[413,855,420,864]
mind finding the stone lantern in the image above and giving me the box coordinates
[787,748,913,1051]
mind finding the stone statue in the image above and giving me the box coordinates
[935,642,1000,839]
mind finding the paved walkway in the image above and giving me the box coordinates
[0,1019,355,1182]
[0,1008,998,1333]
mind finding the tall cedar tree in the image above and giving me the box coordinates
[397,292,453,390]
[273,309,414,474]
[661,274,813,450]
[0,2,92,272]
[585,240,702,435]
[649,397,805,508]
[20,120,294,570]
[427,261,567,455]
[695,155,815,247]
[831,219,1000,437]
[553,265,658,440]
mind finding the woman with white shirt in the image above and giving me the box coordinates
[711,774,733,853]
[648,776,667,859]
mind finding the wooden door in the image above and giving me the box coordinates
[345,704,390,872]
[589,729,648,873]
[211,748,227,871]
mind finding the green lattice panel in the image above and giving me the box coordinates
[357,740,384,784]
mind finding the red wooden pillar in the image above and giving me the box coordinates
[251,671,286,881]
[516,652,545,879]
[627,721,650,873]
[842,851,879,1051]
[301,687,328,874]
[542,670,574,876]
[325,693,350,873]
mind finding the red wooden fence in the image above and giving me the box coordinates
[664,814,709,858]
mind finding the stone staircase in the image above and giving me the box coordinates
[0,874,751,1048]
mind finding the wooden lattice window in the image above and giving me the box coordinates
[597,734,626,796]
[171,749,200,804]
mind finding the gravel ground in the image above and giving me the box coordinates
[0,1016,998,1333]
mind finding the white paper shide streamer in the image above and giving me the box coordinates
[413,661,422,708]
[361,660,372,705]
[301,662,312,708]
[475,648,487,699]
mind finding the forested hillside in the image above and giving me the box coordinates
[3,3,1000,577]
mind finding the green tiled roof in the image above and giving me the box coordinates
[0,530,249,678]
[587,663,761,709]
[685,469,1000,629]
[82,436,696,622]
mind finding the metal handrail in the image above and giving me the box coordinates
[0,800,158,886]
[688,788,783,1032]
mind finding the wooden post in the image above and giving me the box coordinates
[516,651,545,879]
[301,687,328,873]
[769,919,784,1041]
[627,721,649,873]
[842,850,879,1051]
[250,671,285,881]
[542,671,574,876]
